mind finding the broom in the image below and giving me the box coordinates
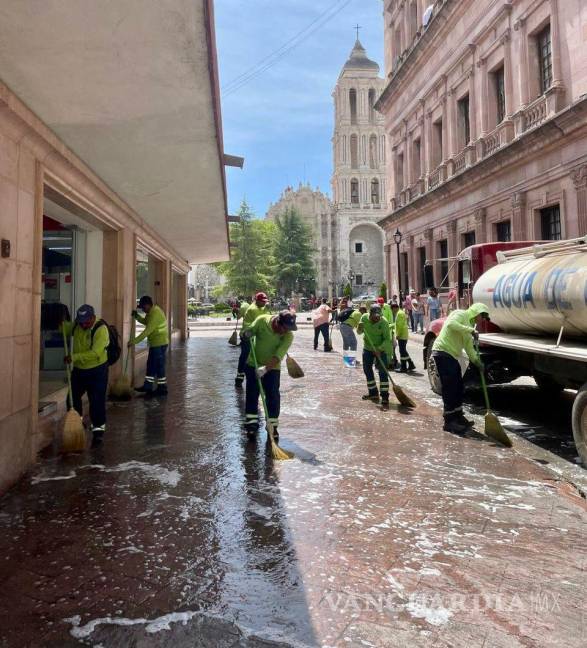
[475,341,512,447]
[61,330,86,453]
[250,339,294,461]
[363,330,417,409]
[228,317,239,346]
[110,321,134,400]
[286,354,304,379]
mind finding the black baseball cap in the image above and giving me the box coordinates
[75,304,95,324]
[277,310,297,331]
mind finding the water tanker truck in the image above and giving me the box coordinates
[423,237,587,464]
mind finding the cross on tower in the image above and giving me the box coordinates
[355,24,362,41]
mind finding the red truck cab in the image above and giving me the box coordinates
[424,241,542,368]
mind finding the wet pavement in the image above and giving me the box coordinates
[0,329,585,647]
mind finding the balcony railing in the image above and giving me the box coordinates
[453,150,466,173]
[428,166,442,189]
[524,95,547,131]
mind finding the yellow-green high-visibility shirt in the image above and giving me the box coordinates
[358,314,391,352]
[133,305,169,348]
[247,315,293,369]
[61,320,109,370]
[241,302,268,332]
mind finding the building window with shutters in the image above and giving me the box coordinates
[355,242,363,254]
[457,94,470,149]
[540,205,561,240]
[494,66,506,124]
[371,179,380,204]
[538,25,552,94]
[462,231,476,248]
[351,179,359,205]
[496,221,511,242]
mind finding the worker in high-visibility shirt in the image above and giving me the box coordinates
[61,304,110,444]
[431,303,488,435]
[391,302,416,373]
[129,295,169,396]
[241,310,297,440]
[377,297,395,370]
[235,292,269,388]
[357,304,391,409]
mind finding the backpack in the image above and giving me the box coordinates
[75,319,121,366]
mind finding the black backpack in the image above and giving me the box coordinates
[75,319,121,366]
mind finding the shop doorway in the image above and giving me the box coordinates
[39,191,104,405]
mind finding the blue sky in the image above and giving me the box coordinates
[215,0,384,218]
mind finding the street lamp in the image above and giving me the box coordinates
[393,228,403,294]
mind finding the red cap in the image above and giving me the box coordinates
[255,292,269,303]
[377,297,385,304]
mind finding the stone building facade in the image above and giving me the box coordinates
[0,1,233,491]
[376,0,587,295]
[267,40,387,298]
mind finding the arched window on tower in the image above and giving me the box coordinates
[349,89,357,125]
[350,134,359,169]
[368,89,377,124]
[371,179,380,205]
[351,179,359,205]
[369,134,378,169]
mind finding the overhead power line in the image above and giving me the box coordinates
[222,0,353,98]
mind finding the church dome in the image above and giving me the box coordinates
[342,40,379,73]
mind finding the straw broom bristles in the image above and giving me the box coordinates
[228,329,238,346]
[62,408,86,453]
[286,354,304,379]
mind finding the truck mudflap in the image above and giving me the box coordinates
[478,332,587,362]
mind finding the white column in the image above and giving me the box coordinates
[549,0,563,87]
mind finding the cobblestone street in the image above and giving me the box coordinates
[0,330,585,647]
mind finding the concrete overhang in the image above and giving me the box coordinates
[0,0,232,264]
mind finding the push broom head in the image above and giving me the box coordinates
[392,383,417,409]
[286,354,304,379]
[62,409,86,453]
[228,330,238,346]
[110,374,132,401]
[485,411,513,447]
[267,424,294,460]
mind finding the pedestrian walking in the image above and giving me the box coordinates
[412,292,425,333]
[129,296,169,397]
[404,290,415,332]
[431,303,489,435]
[312,298,331,351]
[337,299,359,352]
[447,286,457,313]
[392,302,416,373]
[61,304,110,445]
[357,305,391,409]
[235,292,268,388]
[241,310,297,440]
[426,288,443,323]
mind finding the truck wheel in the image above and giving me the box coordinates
[534,372,564,395]
[572,384,587,466]
[426,343,442,395]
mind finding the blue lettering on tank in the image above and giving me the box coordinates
[553,268,577,310]
[544,269,561,310]
[511,273,524,308]
[521,272,536,309]
[493,275,505,308]
[502,273,517,308]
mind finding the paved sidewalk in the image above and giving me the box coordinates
[0,331,585,647]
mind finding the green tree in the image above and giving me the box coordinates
[216,199,275,298]
[379,282,387,300]
[272,207,316,296]
[343,283,352,298]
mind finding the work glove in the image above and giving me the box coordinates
[471,330,480,342]
[256,367,268,379]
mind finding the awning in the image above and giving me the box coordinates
[0,0,230,264]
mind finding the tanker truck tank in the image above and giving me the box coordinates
[472,239,587,338]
